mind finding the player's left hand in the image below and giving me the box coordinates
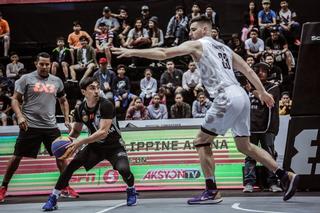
[259,91,275,108]
[111,47,132,58]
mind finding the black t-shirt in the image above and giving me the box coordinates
[0,94,11,112]
[265,35,287,50]
[112,75,131,96]
[74,98,123,148]
[250,82,280,134]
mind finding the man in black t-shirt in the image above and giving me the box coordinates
[243,62,281,193]
[42,77,138,211]
[265,27,294,73]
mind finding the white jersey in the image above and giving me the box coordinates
[196,36,239,99]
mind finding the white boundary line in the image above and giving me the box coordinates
[95,202,126,213]
[231,203,287,213]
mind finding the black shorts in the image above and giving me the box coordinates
[14,127,61,158]
[73,143,128,171]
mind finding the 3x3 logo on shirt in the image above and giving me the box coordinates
[33,82,56,94]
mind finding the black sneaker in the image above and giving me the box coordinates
[281,171,300,201]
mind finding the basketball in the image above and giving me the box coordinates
[51,136,72,159]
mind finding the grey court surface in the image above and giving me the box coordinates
[1,195,320,213]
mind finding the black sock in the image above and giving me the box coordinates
[275,168,286,179]
[205,179,217,190]
[1,182,8,188]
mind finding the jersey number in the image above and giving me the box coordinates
[218,53,231,69]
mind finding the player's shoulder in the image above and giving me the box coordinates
[99,97,114,108]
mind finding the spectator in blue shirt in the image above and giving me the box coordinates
[258,0,276,40]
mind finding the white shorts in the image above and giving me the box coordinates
[201,85,250,137]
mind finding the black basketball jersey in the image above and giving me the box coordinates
[74,97,123,147]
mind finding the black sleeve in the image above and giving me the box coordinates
[57,89,66,98]
[74,106,82,123]
[100,100,115,119]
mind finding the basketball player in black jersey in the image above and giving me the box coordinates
[42,77,138,211]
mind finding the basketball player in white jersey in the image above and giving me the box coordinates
[111,15,299,204]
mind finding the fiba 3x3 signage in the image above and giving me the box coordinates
[284,117,320,189]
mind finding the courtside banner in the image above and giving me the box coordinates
[0,127,244,196]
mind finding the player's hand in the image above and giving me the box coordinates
[17,115,28,131]
[111,47,132,58]
[258,91,275,108]
[65,141,82,157]
[64,120,71,131]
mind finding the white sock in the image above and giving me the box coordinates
[127,186,135,189]
[52,189,61,199]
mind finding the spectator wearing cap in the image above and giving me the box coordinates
[94,6,120,34]
[165,5,188,46]
[241,1,258,42]
[204,4,219,28]
[278,0,301,45]
[69,36,97,83]
[51,37,72,81]
[245,28,265,61]
[258,0,277,40]
[139,67,157,105]
[93,57,116,101]
[6,52,24,81]
[0,12,10,57]
[211,27,224,44]
[95,22,113,69]
[112,64,137,118]
[265,27,294,74]
[187,2,201,25]
[140,5,151,28]
[147,94,168,119]
[112,6,131,47]
[243,61,281,193]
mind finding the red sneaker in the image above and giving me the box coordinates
[294,39,301,46]
[0,187,7,202]
[61,186,79,198]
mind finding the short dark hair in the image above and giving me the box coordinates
[9,51,18,57]
[36,52,50,62]
[144,67,153,74]
[264,52,274,59]
[175,5,184,11]
[56,36,65,42]
[80,77,98,90]
[197,91,206,98]
[190,14,212,26]
[73,20,81,26]
[79,35,89,42]
[117,64,126,70]
[98,22,107,27]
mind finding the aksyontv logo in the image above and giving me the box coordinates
[143,169,201,180]
[291,129,320,175]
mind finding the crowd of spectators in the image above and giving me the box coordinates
[0,0,300,126]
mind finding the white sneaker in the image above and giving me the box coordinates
[149,62,156,67]
[269,184,283,192]
[243,184,253,193]
[129,63,136,68]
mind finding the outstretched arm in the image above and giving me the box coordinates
[111,40,201,61]
[232,52,275,108]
